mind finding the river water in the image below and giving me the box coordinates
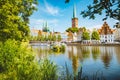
[32,44,120,80]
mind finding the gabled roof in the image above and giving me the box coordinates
[98,22,113,35]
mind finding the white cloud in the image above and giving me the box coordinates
[87,25,102,31]
[93,25,102,29]
[44,0,59,16]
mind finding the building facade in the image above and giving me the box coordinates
[114,28,120,42]
[98,22,114,43]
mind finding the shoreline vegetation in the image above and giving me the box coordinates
[51,43,65,52]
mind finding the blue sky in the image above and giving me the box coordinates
[29,0,117,32]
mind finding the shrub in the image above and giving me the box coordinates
[39,59,58,80]
[0,39,57,80]
[52,45,65,53]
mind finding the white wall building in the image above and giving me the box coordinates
[100,35,114,43]
[60,32,68,42]
[77,29,83,41]
[114,28,120,41]
[98,22,115,43]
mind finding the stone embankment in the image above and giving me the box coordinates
[66,42,120,46]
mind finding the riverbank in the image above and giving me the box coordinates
[66,42,120,46]
[30,41,52,43]
[30,41,120,46]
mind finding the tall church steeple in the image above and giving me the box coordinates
[45,21,47,27]
[73,4,77,18]
[42,21,50,32]
[72,4,78,28]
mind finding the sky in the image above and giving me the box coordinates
[29,0,118,32]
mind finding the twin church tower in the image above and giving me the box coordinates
[72,4,78,28]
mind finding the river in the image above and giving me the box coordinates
[32,44,120,80]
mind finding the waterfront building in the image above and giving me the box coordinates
[67,31,78,42]
[98,22,114,43]
[114,28,120,42]
[77,28,84,41]
[30,21,51,37]
[30,29,39,36]
[67,31,73,42]
[60,32,68,42]
[67,4,82,42]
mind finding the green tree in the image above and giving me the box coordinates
[0,40,58,80]
[45,36,47,41]
[40,35,45,41]
[66,27,79,33]
[57,34,62,41]
[52,35,57,41]
[91,31,100,40]
[0,0,38,42]
[48,34,53,41]
[0,40,39,79]
[82,31,90,40]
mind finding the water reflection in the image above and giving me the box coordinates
[115,47,120,64]
[81,46,90,59]
[32,46,51,60]
[67,46,80,75]
[100,47,112,68]
[67,46,115,69]
[33,45,120,70]
[72,55,79,76]
[67,46,114,76]
[92,46,100,60]
[32,45,120,80]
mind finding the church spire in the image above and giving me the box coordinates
[72,4,78,28]
[73,4,77,18]
[45,21,47,27]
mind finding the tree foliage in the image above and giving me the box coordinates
[65,0,120,21]
[80,0,120,21]
[91,31,100,40]
[30,34,62,42]
[0,0,38,41]
[82,31,90,40]
[66,27,79,33]
[0,39,58,80]
[57,34,62,41]
[0,40,38,79]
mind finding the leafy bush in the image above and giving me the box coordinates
[52,45,65,52]
[0,39,39,80]
[30,34,62,42]
[0,39,57,80]
[39,59,58,80]
[66,27,79,33]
